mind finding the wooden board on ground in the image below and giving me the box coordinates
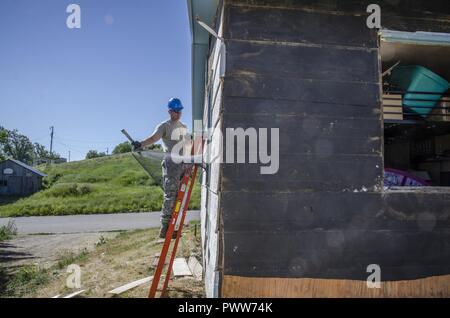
[151,253,160,267]
[188,256,203,281]
[63,289,86,298]
[108,276,153,295]
[151,256,170,267]
[173,258,193,277]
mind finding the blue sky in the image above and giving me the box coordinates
[0,0,192,161]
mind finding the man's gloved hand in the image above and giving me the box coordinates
[132,141,142,151]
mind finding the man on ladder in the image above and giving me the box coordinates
[132,97,190,239]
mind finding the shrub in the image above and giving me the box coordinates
[0,220,17,242]
[46,184,92,198]
[78,184,92,195]
[42,173,62,189]
[114,171,150,186]
[3,265,50,297]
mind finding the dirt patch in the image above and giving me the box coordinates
[0,232,119,270]
[4,223,204,298]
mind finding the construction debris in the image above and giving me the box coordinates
[108,276,153,295]
[188,256,203,281]
[62,289,87,298]
[151,253,166,267]
[172,258,192,277]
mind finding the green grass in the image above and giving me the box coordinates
[0,153,201,217]
[1,227,204,297]
[0,220,17,242]
[0,247,91,297]
[0,247,90,297]
[1,265,51,297]
[56,249,89,270]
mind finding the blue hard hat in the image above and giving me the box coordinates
[167,98,184,112]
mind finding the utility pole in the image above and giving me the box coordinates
[49,126,54,155]
[68,151,71,162]
[106,148,109,155]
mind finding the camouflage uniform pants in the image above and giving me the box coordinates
[160,158,185,227]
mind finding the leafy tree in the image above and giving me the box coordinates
[112,141,132,154]
[2,129,34,164]
[34,143,60,160]
[0,128,60,163]
[148,144,163,151]
[112,141,163,154]
[86,150,107,159]
[0,126,7,161]
[0,127,6,143]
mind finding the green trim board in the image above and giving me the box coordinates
[187,0,219,129]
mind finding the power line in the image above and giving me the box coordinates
[54,140,112,156]
[31,133,52,142]
[54,138,110,150]
[54,140,89,155]
[55,136,123,144]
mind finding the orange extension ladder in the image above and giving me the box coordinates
[148,137,203,298]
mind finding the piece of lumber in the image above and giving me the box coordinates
[108,276,153,295]
[172,258,192,277]
[151,254,161,267]
[63,289,86,298]
[188,256,203,281]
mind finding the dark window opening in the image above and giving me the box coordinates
[0,180,7,187]
[381,37,450,188]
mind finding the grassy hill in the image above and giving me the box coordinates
[0,153,200,217]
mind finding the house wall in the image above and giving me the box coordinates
[0,161,43,195]
[201,2,225,298]
[207,0,450,297]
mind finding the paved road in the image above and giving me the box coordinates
[0,211,200,234]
